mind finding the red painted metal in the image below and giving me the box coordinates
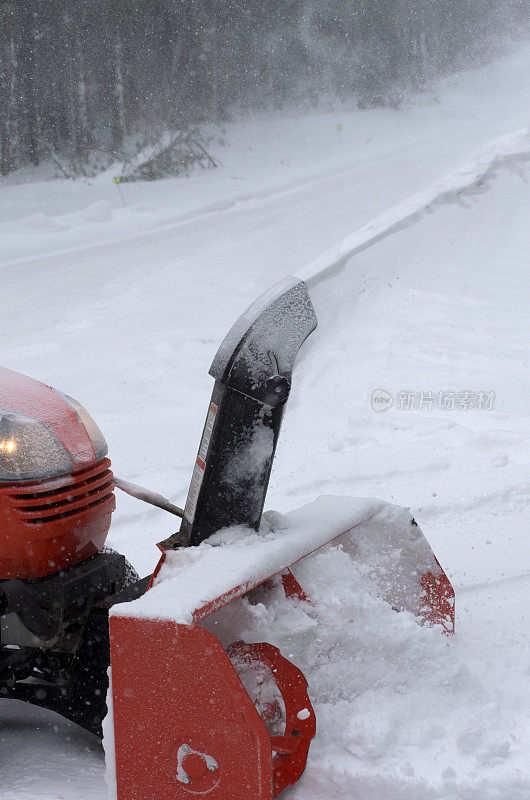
[420,564,455,634]
[0,458,115,579]
[281,568,310,603]
[110,621,317,800]
[0,367,114,579]
[111,556,318,800]
[0,367,96,470]
[110,617,274,800]
[227,642,316,797]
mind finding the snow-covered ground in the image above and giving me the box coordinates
[1,44,529,800]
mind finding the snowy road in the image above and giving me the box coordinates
[1,47,529,800]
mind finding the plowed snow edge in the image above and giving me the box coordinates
[297,127,530,288]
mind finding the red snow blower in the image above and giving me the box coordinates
[0,277,454,799]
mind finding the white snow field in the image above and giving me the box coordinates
[1,45,529,800]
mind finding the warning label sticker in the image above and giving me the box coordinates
[183,402,218,525]
[198,403,217,463]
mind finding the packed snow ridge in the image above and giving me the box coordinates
[297,127,530,288]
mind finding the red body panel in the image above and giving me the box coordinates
[0,367,96,469]
[0,458,115,579]
[110,619,274,800]
[0,366,114,579]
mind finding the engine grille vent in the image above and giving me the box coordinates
[10,458,114,524]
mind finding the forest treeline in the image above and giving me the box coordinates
[0,0,528,176]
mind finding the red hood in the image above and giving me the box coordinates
[0,366,96,473]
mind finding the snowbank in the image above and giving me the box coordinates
[297,127,530,288]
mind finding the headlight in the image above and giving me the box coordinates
[54,392,108,461]
[0,411,72,481]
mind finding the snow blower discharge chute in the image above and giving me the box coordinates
[0,277,454,799]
